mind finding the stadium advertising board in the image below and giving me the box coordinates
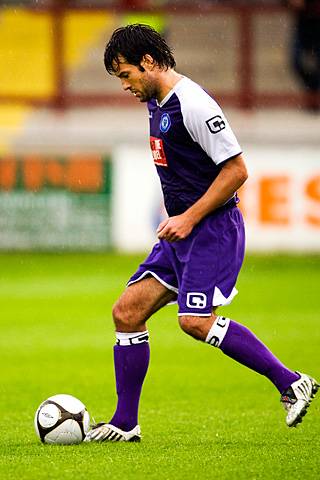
[113,145,320,252]
[240,146,320,251]
[1,147,318,252]
[0,155,112,250]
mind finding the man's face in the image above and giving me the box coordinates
[113,55,158,102]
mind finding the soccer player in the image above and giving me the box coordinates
[85,24,319,442]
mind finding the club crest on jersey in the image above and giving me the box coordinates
[160,113,171,133]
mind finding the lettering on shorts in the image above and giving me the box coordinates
[186,292,207,309]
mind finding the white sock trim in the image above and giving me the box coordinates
[205,316,230,348]
[116,330,149,346]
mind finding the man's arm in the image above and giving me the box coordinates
[157,154,248,242]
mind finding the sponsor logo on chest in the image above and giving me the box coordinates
[150,136,168,167]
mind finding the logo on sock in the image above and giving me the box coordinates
[116,331,149,346]
[205,316,230,348]
[134,333,149,344]
[207,335,220,347]
[216,316,227,328]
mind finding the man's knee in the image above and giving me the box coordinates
[112,298,143,332]
[112,300,130,330]
[179,314,216,341]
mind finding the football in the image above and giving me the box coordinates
[34,394,90,444]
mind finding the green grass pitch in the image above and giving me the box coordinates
[0,252,319,480]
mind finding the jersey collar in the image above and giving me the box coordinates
[156,76,186,108]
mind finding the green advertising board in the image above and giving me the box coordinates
[0,155,112,250]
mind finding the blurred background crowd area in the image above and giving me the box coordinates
[0,0,319,252]
[1,0,320,109]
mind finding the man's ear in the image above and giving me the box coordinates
[140,54,155,71]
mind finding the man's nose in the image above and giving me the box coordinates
[121,79,130,91]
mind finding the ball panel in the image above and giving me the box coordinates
[37,403,61,428]
[44,419,83,445]
[47,394,86,414]
[82,410,90,435]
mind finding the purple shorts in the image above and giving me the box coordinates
[128,205,245,316]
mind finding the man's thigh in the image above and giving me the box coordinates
[128,241,179,294]
[113,276,176,330]
[176,207,245,316]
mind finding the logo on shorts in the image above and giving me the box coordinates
[160,113,171,133]
[186,292,207,309]
[206,115,226,134]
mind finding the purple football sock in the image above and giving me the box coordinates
[109,343,150,431]
[220,320,299,393]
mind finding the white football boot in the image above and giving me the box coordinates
[84,422,141,442]
[280,372,319,427]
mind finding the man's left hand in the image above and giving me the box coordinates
[157,214,194,242]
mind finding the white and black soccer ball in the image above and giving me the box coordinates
[34,394,90,444]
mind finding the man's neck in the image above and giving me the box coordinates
[156,70,183,103]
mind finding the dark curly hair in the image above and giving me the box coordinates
[104,24,176,74]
